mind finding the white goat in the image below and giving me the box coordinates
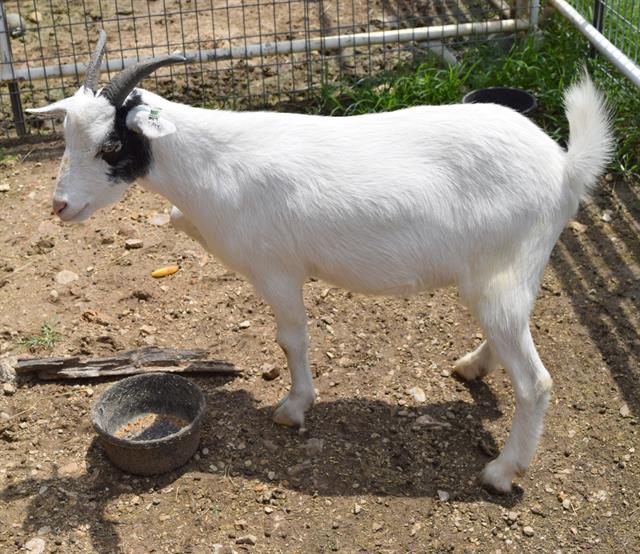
[28,32,613,493]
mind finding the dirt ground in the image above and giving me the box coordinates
[0,150,639,554]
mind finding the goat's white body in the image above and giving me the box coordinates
[142,94,572,299]
[39,73,613,493]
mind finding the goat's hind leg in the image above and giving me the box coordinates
[466,283,552,493]
[454,340,500,380]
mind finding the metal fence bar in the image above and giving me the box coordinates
[1,18,530,84]
[550,0,640,87]
[0,0,534,139]
[0,2,25,135]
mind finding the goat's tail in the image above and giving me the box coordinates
[563,70,614,203]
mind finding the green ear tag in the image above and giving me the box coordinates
[148,108,161,121]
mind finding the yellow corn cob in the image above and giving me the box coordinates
[151,265,180,278]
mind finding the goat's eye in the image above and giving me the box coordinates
[102,140,122,154]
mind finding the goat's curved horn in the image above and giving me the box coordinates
[84,29,108,94]
[100,55,187,107]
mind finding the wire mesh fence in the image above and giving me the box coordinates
[0,0,535,140]
[570,0,639,65]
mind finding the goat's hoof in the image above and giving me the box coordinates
[453,352,488,381]
[272,395,308,428]
[481,459,516,494]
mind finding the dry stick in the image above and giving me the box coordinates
[15,347,239,380]
[37,362,239,380]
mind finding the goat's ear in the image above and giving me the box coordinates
[25,97,74,118]
[126,105,176,139]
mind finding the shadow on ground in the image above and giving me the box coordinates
[2,376,520,553]
[551,180,640,418]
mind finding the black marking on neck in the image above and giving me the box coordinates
[100,91,152,184]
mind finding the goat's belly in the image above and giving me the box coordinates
[309,262,454,296]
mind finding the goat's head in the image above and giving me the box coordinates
[27,31,185,222]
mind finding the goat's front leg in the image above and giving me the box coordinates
[256,277,316,427]
[170,205,207,247]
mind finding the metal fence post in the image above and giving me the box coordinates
[0,1,26,137]
[591,0,605,57]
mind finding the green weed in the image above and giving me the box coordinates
[18,323,62,353]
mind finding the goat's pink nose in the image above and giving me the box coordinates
[52,198,68,216]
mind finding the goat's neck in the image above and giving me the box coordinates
[139,104,236,214]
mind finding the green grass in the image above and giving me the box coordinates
[0,147,18,168]
[18,323,62,353]
[313,15,640,177]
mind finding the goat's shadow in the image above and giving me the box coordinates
[2,376,520,553]
[551,181,640,419]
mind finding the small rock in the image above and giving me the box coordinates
[82,310,112,326]
[605,172,614,182]
[530,504,546,517]
[408,386,426,403]
[353,503,362,515]
[58,461,81,477]
[414,414,451,428]
[37,526,51,536]
[264,506,274,514]
[49,289,59,303]
[568,220,587,233]
[263,440,278,453]
[3,382,16,395]
[55,269,79,285]
[131,495,141,505]
[601,210,613,223]
[372,522,383,532]
[267,471,276,480]
[0,183,10,192]
[24,538,45,554]
[522,526,535,537]
[125,238,144,250]
[437,490,450,502]
[440,369,451,377]
[0,356,17,383]
[149,213,171,226]
[27,11,42,24]
[37,220,58,235]
[6,13,27,37]
[201,447,209,456]
[85,388,94,397]
[261,363,280,381]
[620,404,631,418]
[238,320,251,329]
[562,498,572,510]
[410,521,422,536]
[139,324,156,336]
[234,519,247,530]
[304,438,324,457]
[235,535,257,545]
[506,511,519,524]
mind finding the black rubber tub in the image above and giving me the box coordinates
[462,87,536,115]
[91,373,206,475]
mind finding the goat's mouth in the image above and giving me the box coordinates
[59,202,91,223]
